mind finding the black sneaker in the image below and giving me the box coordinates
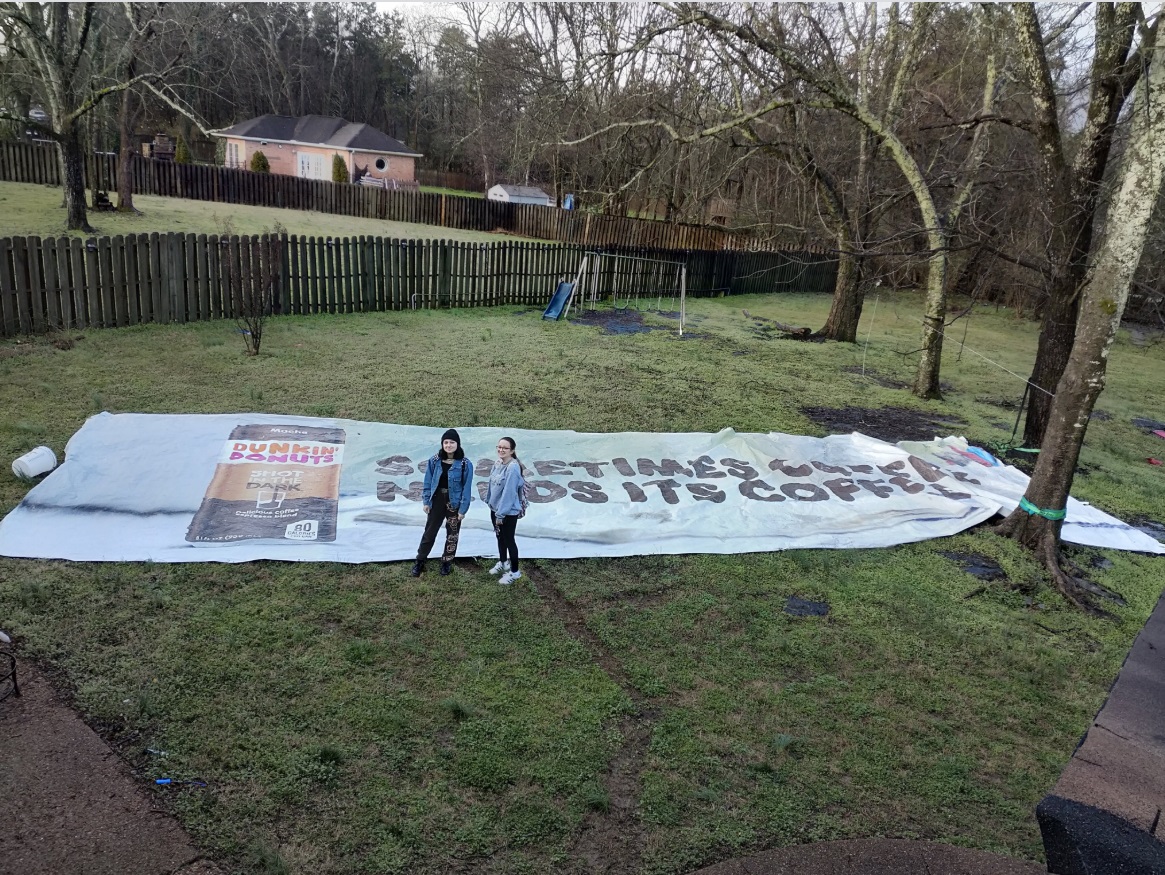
[410,561,423,577]
[440,562,452,576]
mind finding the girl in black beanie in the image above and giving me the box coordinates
[412,428,474,576]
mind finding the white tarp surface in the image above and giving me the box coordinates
[0,412,1160,563]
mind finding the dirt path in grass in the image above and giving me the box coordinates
[524,564,657,874]
[0,662,221,875]
[523,565,1048,875]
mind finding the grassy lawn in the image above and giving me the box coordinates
[0,180,538,242]
[1,292,1164,874]
[420,185,484,199]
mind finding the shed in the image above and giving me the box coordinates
[487,184,554,207]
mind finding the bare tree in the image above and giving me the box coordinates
[0,2,196,231]
[1011,3,1156,447]
[996,35,1165,608]
[645,3,1002,397]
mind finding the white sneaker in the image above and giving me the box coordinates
[488,560,509,576]
[498,570,522,586]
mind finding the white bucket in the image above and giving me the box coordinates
[12,446,57,478]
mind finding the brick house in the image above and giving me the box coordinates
[212,115,422,186]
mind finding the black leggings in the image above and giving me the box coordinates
[491,512,519,571]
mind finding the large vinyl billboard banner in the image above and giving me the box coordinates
[1,412,1160,563]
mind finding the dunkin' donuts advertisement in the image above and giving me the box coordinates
[187,425,345,544]
[0,412,1160,563]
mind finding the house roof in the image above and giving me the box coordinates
[213,115,422,157]
[491,184,552,199]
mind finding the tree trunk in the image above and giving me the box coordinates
[88,111,100,207]
[117,86,137,212]
[1021,283,1080,447]
[819,236,864,342]
[997,48,1165,606]
[912,242,950,399]
[59,126,93,233]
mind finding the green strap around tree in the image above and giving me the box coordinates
[1018,497,1066,521]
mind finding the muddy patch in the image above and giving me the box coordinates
[1062,546,1116,571]
[939,551,1007,582]
[843,366,908,390]
[802,405,966,443]
[977,395,1024,410]
[569,309,671,336]
[742,310,817,342]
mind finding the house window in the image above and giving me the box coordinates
[375,157,387,171]
[227,142,241,168]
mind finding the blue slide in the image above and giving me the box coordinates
[542,281,575,320]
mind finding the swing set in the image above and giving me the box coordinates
[543,251,688,335]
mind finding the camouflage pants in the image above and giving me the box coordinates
[417,492,462,562]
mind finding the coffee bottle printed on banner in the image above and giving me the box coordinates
[186,424,346,543]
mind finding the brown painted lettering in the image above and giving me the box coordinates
[643,479,682,504]
[687,484,726,502]
[570,461,610,478]
[857,479,894,498]
[622,482,647,502]
[375,455,413,476]
[611,457,636,477]
[823,478,861,501]
[720,458,759,480]
[534,460,573,477]
[568,481,608,503]
[770,458,812,477]
[780,482,829,502]
[739,480,785,502]
[529,480,568,503]
[689,455,726,479]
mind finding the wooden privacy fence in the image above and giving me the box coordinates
[416,168,482,191]
[0,233,837,337]
[0,140,810,253]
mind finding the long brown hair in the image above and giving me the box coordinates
[500,436,521,468]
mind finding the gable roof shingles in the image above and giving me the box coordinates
[214,114,421,157]
[493,184,552,199]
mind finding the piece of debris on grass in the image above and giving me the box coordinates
[1132,417,1165,431]
[743,309,813,339]
[784,596,829,617]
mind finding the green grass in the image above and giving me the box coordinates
[0,181,536,242]
[419,185,484,199]
[1,292,1164,874]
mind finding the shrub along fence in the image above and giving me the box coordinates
[0,233,837,336]
[0,140,813,253]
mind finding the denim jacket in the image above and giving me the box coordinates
[421,455,474,514]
